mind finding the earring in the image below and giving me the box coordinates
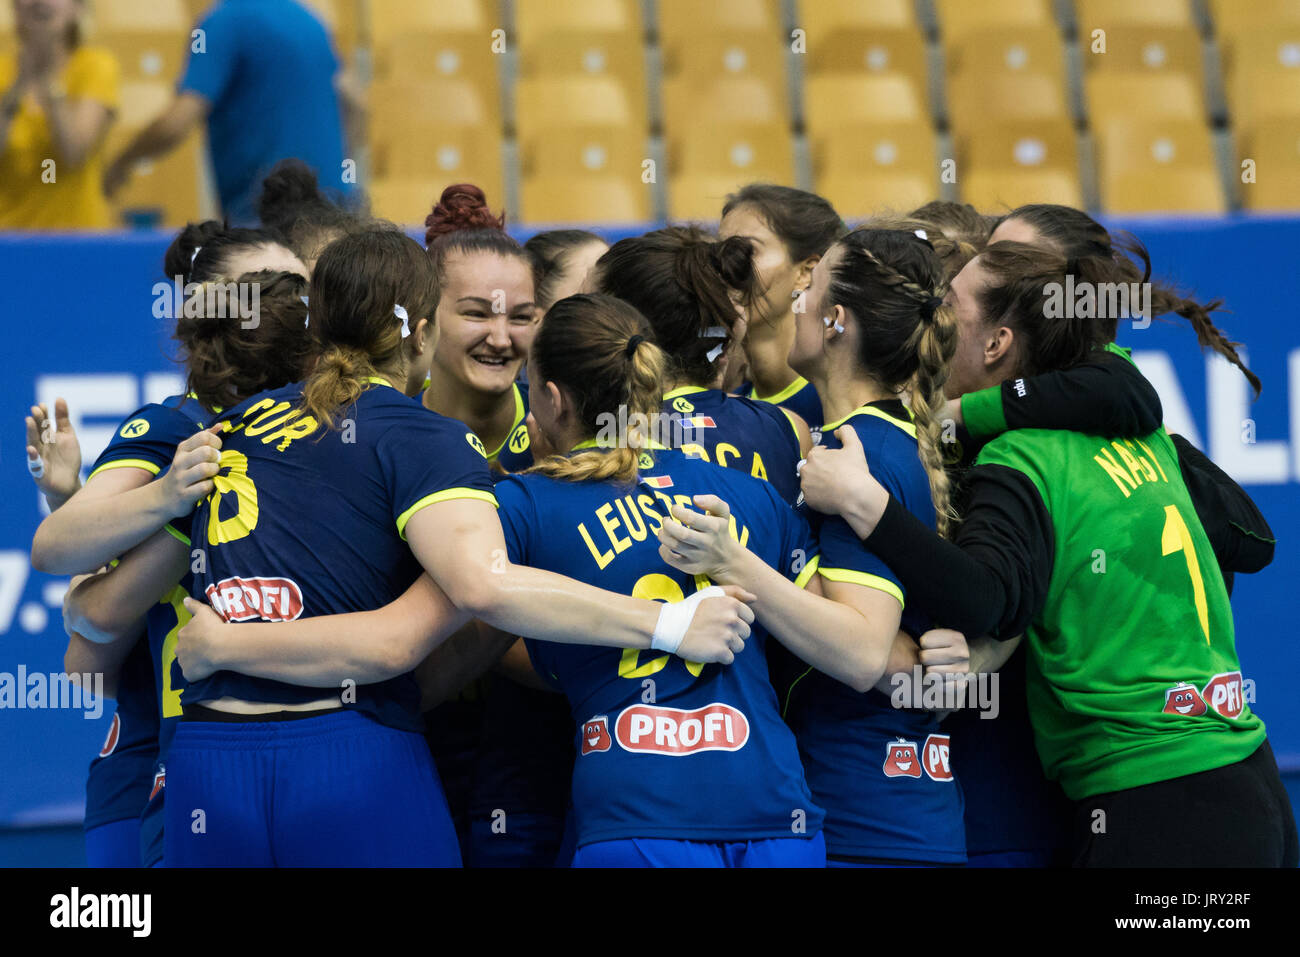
[823,316,844,334]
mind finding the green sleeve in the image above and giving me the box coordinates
[961,386,1008,439]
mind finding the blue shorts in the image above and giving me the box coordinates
[571,832,826,868]
[84,817,141,868]
[139,771,164,869]
[164,708,460,867]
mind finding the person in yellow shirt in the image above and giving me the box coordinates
[0,0,118,230]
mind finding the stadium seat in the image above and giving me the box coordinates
[812,121,936,179]
[815,171,937,220]
[295,0,357,51]
[516,0,641,46]
[803,74,923,132]
[663,74,787,132]
[1218,26,1300,81]
[1238,119,1300,210]
[798,0,917,40]
[659,0,780,45]
[1077,25,1203,86]
[1209,0,1300,37]
[367,179,446,227]
[516,31,646,106]
[962,168,1084,212]
[1084,72,1203,126]
[370,0,488,39]
[936,0,1055,50]
[0,2,14,58]
[372,32,501,96]
[370,78,497,130]
[1227,64,1300,129]
[947,73,1070,128]
[525,130,648,181]
[669,123,795,185]
[1074,0,1195,28]
[522,173,651,223]
[660,32,788,96]
[108,81,203,227]
[812,124,938,218]
[958,120,1079,181]
[1094,118,1224,212]
[945,25,1067,80]
[92,0,188,81]
[370,124,505,200]
[668,173,767,221]
[515,76,641,144]
[802,26,928,103]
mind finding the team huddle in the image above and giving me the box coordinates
[24,167,1298,868]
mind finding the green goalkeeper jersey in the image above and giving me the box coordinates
[975,425,1266,799]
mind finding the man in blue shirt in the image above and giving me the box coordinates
[104,0,356,224]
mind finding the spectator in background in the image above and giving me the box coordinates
[103,0,358,225]
[0,0,118,229]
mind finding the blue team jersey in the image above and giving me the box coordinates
[499,447,825,847]
[663,386,803,505]
[183,379,497,732]
[493,384,534,473]
[83,638,158,831]
[83,394,211,834]
[786,400,965,863]
[741,375,823,431]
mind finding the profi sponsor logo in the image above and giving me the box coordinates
[99,713,121,757]
[921,733,954,783]
[580,715,612,755]
[205,575,304,622]
[1202,671,1244,718]
[614,703,749,755]
[883,738,922,778]
[1163,682,1207,716]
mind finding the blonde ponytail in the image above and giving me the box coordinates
[301,344,375,429]
[909,304,959,536]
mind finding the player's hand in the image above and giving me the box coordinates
[675,584,756,666]
[177,597,226,681]
[918,628,970,677]
[25,398,82,508]
[657,494,746,582]
[799,426,889,536]
[102,155,133,200]
[161,423,224,516]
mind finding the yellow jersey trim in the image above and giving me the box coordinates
[817,566,905,607]
[86,458,162,481]
[793,554,820,590]
[779,407,803,445]
[663,385,710,401]
[163,523,191,546]
[753,375,809,406]
[484,384,526,463]
[821,404,916,438]
[397,487,499,540]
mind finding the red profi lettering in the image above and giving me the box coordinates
[204,576,304,622]
[1202,672,1244,718]
[615,703,749,755]
[922,733,954,782]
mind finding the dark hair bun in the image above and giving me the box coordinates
[258,160,326,235]
[711,235,757,290]
[424,183,506,244]
[163,220,225,281]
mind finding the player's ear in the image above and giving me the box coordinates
[795,255,819,292]
[543,380,569,423]
[984,324,1015,368]
[409,317,432,356]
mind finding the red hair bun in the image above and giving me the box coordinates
[424,183,506,245]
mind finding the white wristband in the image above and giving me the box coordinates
[651,585,725,654]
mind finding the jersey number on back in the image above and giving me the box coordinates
[618,572,710,679]
[206,449,259,545]
[1161,503,1210,644]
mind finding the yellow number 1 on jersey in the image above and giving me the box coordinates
[1161,504,1210,644]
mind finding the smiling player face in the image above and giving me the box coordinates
[432,251,539,397]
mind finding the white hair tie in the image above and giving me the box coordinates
[394,304,410,338]
[301,296,310,328]
[913,229,928,241]
[190,245,202,267]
